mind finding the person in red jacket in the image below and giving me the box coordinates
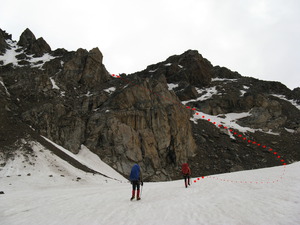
[181,163,191,188]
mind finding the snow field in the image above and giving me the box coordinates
[1,158,299,225]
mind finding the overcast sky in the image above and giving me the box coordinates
[1,0,299,89]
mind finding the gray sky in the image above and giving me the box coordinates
[1,0,299,89]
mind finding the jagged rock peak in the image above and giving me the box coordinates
[0,29,12,40]
[18,28,36,48]
[211,66,242,79]
[143,49,213,87]
[18,28,51,57]
[89,47,104,64]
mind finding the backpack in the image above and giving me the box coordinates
[181,163,190,175]
[129,164,140,181]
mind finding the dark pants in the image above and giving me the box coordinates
[132,180,140,191]
[183,174,190,187]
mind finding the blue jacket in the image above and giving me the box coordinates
[130,164,141,181]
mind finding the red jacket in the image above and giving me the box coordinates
[182,163,191,175]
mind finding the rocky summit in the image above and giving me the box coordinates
[0,28,299,181]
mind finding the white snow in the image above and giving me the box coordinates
[0,80,10,96]
[104,87,116,94]
[240,85,249,96]
[182,86,218,104]
[29,53,56,69]
[41,137,126,182]
[212,77,238,82]
[257,129,280,136]
[167,83,179,90]
[164,63,172,66]
[149,68,158,73]
[60,91,66,97]
[190,110,280,137]
[178,64,183,68]
[240,90,247,96]
[83,91,93,97]
[0,40,20,66]
[191,111,253,133]
[272,94,300,111]
[49,77,60,90]
[0,140,115,187]
[285,128,295,133]
[1,139,299,225]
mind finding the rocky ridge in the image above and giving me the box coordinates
[0,28,299,181]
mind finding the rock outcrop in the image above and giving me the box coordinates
[18,28,51,56]
[0,28,299,181]
[145,50,213,87]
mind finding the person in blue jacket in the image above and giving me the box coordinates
[129,164,143,200]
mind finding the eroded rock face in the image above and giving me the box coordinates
[1,29,198,180]
[238,94,287,130]
[61,47,110,89]
[1,28,299,181]
[85,77,197,180]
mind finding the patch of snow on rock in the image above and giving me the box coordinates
[285,128,295,133]
[212,78,238,82]
[50,77,60,90]
[272,94,300,111]
[29,53,56,69]
[167,83,179,91]
[0,40,22,66]
[240,90,246,97]
[182,86,218,104]
[149,69,158,73]
[104,87,116,94]
[0,80,10,96]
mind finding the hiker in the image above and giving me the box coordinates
[181,163,191,188]
[129,164,143,201]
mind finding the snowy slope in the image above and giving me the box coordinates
[1,144,299,225]
[0,140,126,190]
[42,137,127,182]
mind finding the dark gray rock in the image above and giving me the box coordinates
[18,28,51,56]
[18,28,36,49]
[27,37,51,57]
[0,29,11,54]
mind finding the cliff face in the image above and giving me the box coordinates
[0,28,299,181]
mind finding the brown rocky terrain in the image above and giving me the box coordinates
[0,28,299,181]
